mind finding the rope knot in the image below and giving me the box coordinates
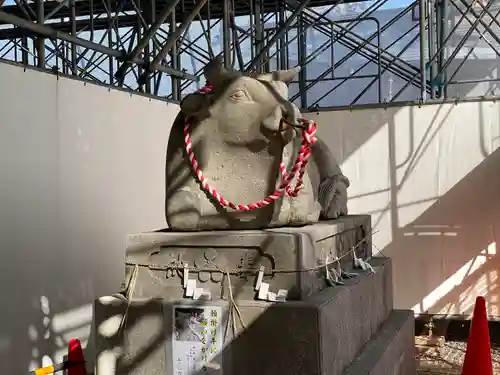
[301,119,318,146]
[198,84,212,94]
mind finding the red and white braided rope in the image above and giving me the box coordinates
[183,84,318,211]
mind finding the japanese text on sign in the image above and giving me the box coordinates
[170,305,223,375]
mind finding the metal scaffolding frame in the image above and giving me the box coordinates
[0,0,499,108]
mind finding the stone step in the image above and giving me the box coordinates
[94,257,393,375]
[342,310,417,375]
[225,257,393,375]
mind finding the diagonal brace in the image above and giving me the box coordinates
[115,0,181,84]
[137,0,208,86]
[0,10,198,81]
[244,0,313,72]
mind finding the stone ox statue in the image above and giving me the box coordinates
[165,58,350,231]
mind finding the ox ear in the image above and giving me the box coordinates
[180,92,209,116]
[258,66,301,84]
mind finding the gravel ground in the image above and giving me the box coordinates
[417,340,500,375]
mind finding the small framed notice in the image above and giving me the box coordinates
[171,304,223,375]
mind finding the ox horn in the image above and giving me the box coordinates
[203,56,234,91]
[259,66,301,84]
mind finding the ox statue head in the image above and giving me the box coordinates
[180,56,302,147]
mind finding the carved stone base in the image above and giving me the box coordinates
[93,258,415,375]
[124,215,371,301]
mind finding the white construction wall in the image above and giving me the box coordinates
[308,102,500,316]
[0,62,177,373]
[1,61,500,373]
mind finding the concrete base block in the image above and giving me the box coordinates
[94,257,394,375]
[226,258,393,375]
[124,215,372,301]
[342,310,417,375]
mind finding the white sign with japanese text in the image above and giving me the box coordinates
[171,304,223,375]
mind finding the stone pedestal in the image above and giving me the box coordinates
[124,215,371,301]
[94,216,416,375]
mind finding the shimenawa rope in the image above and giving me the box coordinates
[183,84,318,211]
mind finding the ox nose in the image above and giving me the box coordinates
[279,116,308,132]
[279,101,303,129]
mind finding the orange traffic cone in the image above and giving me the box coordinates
[28,338,86,375]
[67,338,87,375]
[461,296,493,375]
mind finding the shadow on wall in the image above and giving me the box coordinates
[0,61,177,374]
[310,99,500,316]
[0,275,96,374]
[384,145,500,315]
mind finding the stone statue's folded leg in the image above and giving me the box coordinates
[311,138,350,219]
[318,174,349,219]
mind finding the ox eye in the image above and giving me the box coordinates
[230,89,246,100]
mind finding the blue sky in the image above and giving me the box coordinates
[1,0,413,11]
[380,0,413,8]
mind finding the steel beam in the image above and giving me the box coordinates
[223,0,231,68]
[277,4,286,70]
[297,16,392,107]
[390,0,492,102]
[245,0,312,72]
[169,9,180,100]
[7,0,490,108]
[431,0,494,81]
[435,0,444,97]
[44,0,69,22]
[444,5,500,88]
[114,0,181,84]
[70,0,77,75]
[138,0,208,86]
[452,0,500,57]
[350,25,418,106]
[0,10,199,81]
[35,0,44,68]
[283,0,427,97]
[297,14,307,108]
[440,0,448,97]
[254,0,263,72]
[419,0,427,101]
[427,0,436,98]
[289,2,427,103]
